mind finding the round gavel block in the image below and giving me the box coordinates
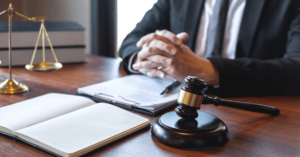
[151,111,229,149]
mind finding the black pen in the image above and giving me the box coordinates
[160,80,181,95]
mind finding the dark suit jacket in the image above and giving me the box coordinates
[119,0,300,97]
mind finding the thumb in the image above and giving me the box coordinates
[176,32,189,42]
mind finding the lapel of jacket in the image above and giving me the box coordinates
[236,0,266,58]
[183,0,204,51]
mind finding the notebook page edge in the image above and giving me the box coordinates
[0,126,13,135]
[13,132,67,157]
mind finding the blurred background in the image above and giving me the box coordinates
[0,0,158,58]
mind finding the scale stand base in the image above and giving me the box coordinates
[151,111,229,150]
[0,78,28,94]
[25,62,62,71]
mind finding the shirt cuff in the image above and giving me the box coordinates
[128,52,140,74]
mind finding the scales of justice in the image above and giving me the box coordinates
[0,4,62,94]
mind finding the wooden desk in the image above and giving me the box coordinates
[0,55,300,157]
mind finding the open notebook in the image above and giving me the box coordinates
[77,75,182,116]
[0,93,150,157]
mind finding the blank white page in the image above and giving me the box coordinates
[0,93,95,134]
[15,103,149,157]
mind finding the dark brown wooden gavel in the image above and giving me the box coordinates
[175,76,280,119]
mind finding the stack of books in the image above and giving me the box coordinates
[0,21,86,66]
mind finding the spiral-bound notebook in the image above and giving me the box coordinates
[77,75,182,116]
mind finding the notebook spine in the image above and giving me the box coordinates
[93,93,139,108]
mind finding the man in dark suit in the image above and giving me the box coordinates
[119,0,300,97]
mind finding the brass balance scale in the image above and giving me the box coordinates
[0,4,62,94]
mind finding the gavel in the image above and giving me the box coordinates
[175,76,280,119]
[152,76,280,149]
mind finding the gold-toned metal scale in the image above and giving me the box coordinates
[0,4,62,94]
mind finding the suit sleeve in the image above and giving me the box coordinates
[208,5,300,97]
[118,0,170,74]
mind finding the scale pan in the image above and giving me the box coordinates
[25,62,62,71]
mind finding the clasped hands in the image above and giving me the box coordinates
[132,30,219,85]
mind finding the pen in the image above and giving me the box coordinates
[160,80,181,95]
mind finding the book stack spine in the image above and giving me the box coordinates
[0,21,86,66]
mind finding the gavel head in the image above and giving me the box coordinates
[175,76,207,119]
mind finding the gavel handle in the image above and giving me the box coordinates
[203,96,280,115]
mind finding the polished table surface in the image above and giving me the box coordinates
[0,55,300,157]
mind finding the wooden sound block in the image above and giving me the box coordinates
[151,111,229,150]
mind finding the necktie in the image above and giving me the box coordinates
[206,0,229,58]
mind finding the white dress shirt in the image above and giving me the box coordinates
[195,0,246,59]
[128,0,246,73]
